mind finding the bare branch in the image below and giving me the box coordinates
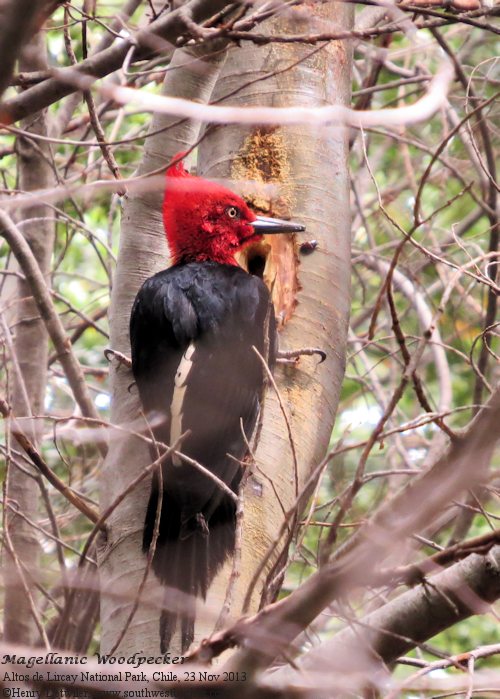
[0,0,235,123]
[269,546,500,697]
[221,385,500,672]
[54,59,455,130]
[0,0,47,100]
[0,209,101,424]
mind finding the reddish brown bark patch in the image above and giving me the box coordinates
[233,128,299,327]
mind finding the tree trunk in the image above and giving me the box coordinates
[196,2,353,641]
[100,2,353,656]
[4,31,55,644]
[99,43,227,655]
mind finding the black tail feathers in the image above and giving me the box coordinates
[143,482,237,653]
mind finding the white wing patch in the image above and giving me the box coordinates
[170,342,196,466]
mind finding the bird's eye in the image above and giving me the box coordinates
[226,206,239,219]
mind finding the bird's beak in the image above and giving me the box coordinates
[251,215,305,234]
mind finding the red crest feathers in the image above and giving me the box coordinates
[166,152,190,178]
[162,151,259,266]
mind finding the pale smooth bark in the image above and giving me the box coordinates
[197,2,353,644]
[99,43,228,655]
[100,3,353,656]
[3,32,55,644]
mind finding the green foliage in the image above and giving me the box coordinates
[0,2,497,680]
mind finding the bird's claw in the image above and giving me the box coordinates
[276,347,326,365]
[104,348,132,369]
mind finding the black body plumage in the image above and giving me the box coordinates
[130,261,276,652]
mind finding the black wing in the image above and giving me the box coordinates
[130,261,275,506]
[130,261,275,651]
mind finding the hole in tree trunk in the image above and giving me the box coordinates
[237,237,298,327]
[247,251,267,279]
[237,241,270,279]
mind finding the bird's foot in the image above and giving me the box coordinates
[276,347,327,365]
[104,348,132,369]
[180,513,209,540]
[195,512,210,536]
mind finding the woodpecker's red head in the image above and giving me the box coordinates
[163,153,305,266]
